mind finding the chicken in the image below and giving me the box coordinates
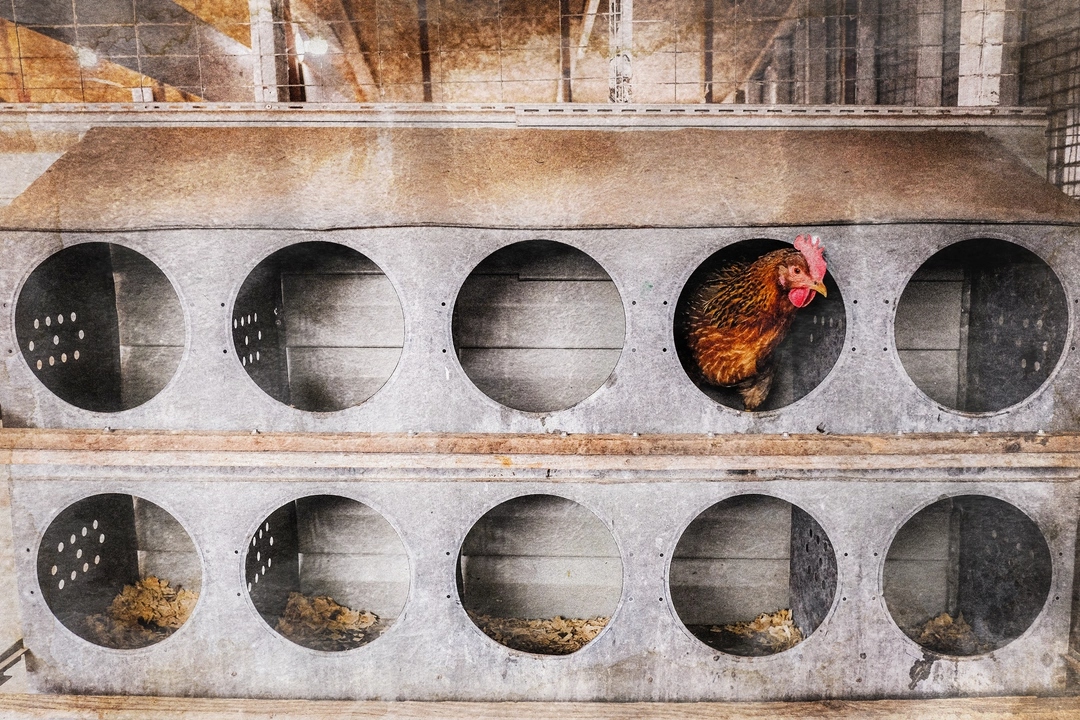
[680,235,828,410]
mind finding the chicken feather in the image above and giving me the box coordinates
[680,242,826,410]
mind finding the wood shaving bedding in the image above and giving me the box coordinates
[274,592,384,651]
[85,576,198,649]
[704,608,804,656]
[912,612,990,655]
[468,612,609,655]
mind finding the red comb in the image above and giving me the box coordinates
[794,234,827,282]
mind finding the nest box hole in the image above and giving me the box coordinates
[669,495,837,656]
[883,495,1052,656]
[895,239,1067,413]
[37,494,201,649]
[16,243,185,412]
[458,494,621,655]
[244,495,408,651]
[675,239,846,412]
[452,241,625,413]
[234,242,403,412]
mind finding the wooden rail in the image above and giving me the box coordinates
[0,695,1075,716]
[1,693,1079,719]
[2,429,1080,476]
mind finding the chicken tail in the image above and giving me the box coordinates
[734,363,775,411]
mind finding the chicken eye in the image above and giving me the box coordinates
[792,267,802,274]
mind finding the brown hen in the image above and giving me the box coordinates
[680,236,828,410]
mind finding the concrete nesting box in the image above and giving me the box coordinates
[2,108,1080,701]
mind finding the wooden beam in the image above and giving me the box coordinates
[703,0,714,102]
[2,694,1080,719]
[2,429,1080,476]
[560,0,573,102]
[417,0,432,102]
[576,0,602,60]
[172,0,253,47]
[288,0,377,102]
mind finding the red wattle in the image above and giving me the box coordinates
[788,288,816,308]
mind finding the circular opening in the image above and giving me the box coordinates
[894,239,1068,413]
[234,242,404,412]
[883,495,1051,656]
[670,495,837,656]
[245,495,409,651]
[37,494,202,649]
[16,243,185,412]
[452,241,625,413]
[675,239,845,412]
[458,494,621,655]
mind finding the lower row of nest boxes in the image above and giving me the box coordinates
[6,233,1073,429]
[23,489,1063,678]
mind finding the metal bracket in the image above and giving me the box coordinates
[0,639,28,686]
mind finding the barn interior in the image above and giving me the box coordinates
[2,1,1080,718]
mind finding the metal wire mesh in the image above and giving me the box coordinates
[1021,1,1080,196]
[0,0,963,105]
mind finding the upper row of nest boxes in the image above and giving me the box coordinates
[5,235,1073,427]
[1,125,1078,433]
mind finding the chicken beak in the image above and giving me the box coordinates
[812,280,828,298]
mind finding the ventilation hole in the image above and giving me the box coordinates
[92,520,98,529]
[76,549,82,558]
[70,570,76,580]
[48,356,54,366]
[28,341,33,351]
[256,551,260,561]
[36,360,41,370]
[57,542,64,552]
[99,533,105,543]
[82,563,88,572]
[265,522,269,532]
[33,319,39,329]
[93,555,99,565]
[50,565,57,575]
[269,536,274,546]
[45,316,51,327]
[70,312,76,321]
[78,329,84,340]
[81,527,87,536]
[73,350,80,360]
[267,556,272,567]
[61,353,67,363]
[58,579,64,589]
[254,312,258,322]
[70,534,76,544]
